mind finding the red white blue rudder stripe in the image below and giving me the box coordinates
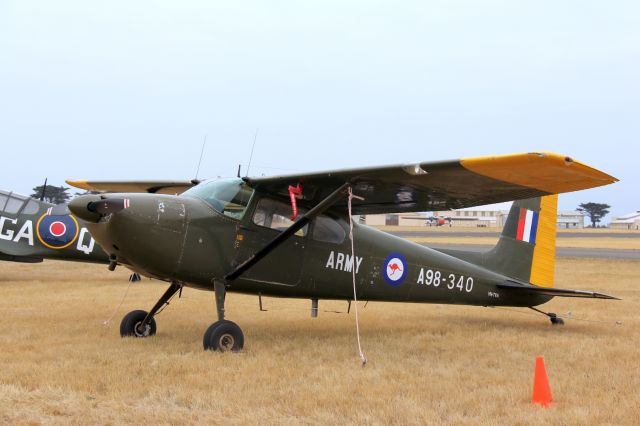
[516,208,539,244]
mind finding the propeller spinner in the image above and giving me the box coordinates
[68,195,129,222]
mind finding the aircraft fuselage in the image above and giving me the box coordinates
[81,192,550,308]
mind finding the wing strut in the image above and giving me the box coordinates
[225,183,350,281]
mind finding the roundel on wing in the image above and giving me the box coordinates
[382,253,408,286]
[36,214,79,249]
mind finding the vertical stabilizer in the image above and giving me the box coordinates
[483,194,558,287]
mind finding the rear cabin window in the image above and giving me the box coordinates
[253,198,308,237]
[312,216,346,244]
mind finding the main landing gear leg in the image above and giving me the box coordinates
[120,281,182,337]
[203,280,244,352]
[213,184,350,352]
[529,307,565,326]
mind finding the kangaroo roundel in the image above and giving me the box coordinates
[383,253,408,286]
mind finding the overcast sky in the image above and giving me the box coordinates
[1,1,638,221]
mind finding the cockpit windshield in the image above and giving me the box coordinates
[182,178,254,220]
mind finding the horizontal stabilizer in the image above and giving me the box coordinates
[497,281,619,300]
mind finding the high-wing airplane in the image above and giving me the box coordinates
[426,215,454,226]
[67,152,618,352]
[401,214,473,226]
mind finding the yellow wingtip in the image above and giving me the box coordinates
[461,152,618,194]
[65,180,93,191]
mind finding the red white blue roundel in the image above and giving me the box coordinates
[383,253,408,286]
[36,214,79,250]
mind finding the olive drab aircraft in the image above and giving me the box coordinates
[0,188,109,264]
[66,152,618,352]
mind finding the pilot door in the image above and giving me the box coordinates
[235,197,307,286]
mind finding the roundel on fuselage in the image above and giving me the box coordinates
[382,253,408,286]
[36,214,79,249]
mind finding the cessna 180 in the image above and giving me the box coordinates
[67,152,618,352]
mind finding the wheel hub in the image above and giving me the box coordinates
[218,333,235,351]
[134,321,151,337]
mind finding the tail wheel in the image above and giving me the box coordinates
[203,320,244,352]
[120,310,157,337]
[550,316,565,326]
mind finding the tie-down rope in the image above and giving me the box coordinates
[102,278,135,326]
[347,186,367,366]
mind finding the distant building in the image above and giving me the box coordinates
[609,212,640,230]
[364,209,586,228]
[363,214,394,226]
[557,211,585,229]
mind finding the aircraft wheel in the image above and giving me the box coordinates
[203,320,244,352]
[120,310,157,337]
[550,317,565,326]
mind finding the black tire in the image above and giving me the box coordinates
[203,320,244,352]
[120,310,157,337]
[550,317,565,326]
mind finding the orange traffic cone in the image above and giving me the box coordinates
[532,356,553,407]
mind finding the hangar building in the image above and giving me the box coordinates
[609,212,640,230]
[364,209,585,229]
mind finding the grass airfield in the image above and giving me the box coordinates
[1,251,639,423]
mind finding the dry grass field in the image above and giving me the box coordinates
[1,258,639,425]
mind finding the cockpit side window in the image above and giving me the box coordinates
[182,178,254,220]
[252,198,308,237]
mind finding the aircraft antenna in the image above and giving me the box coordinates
[194,135,207,181]
[39,178,48,201]
[245,128,259,177]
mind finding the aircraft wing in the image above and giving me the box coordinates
[245,152,617,215]
[65,180,196,195]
